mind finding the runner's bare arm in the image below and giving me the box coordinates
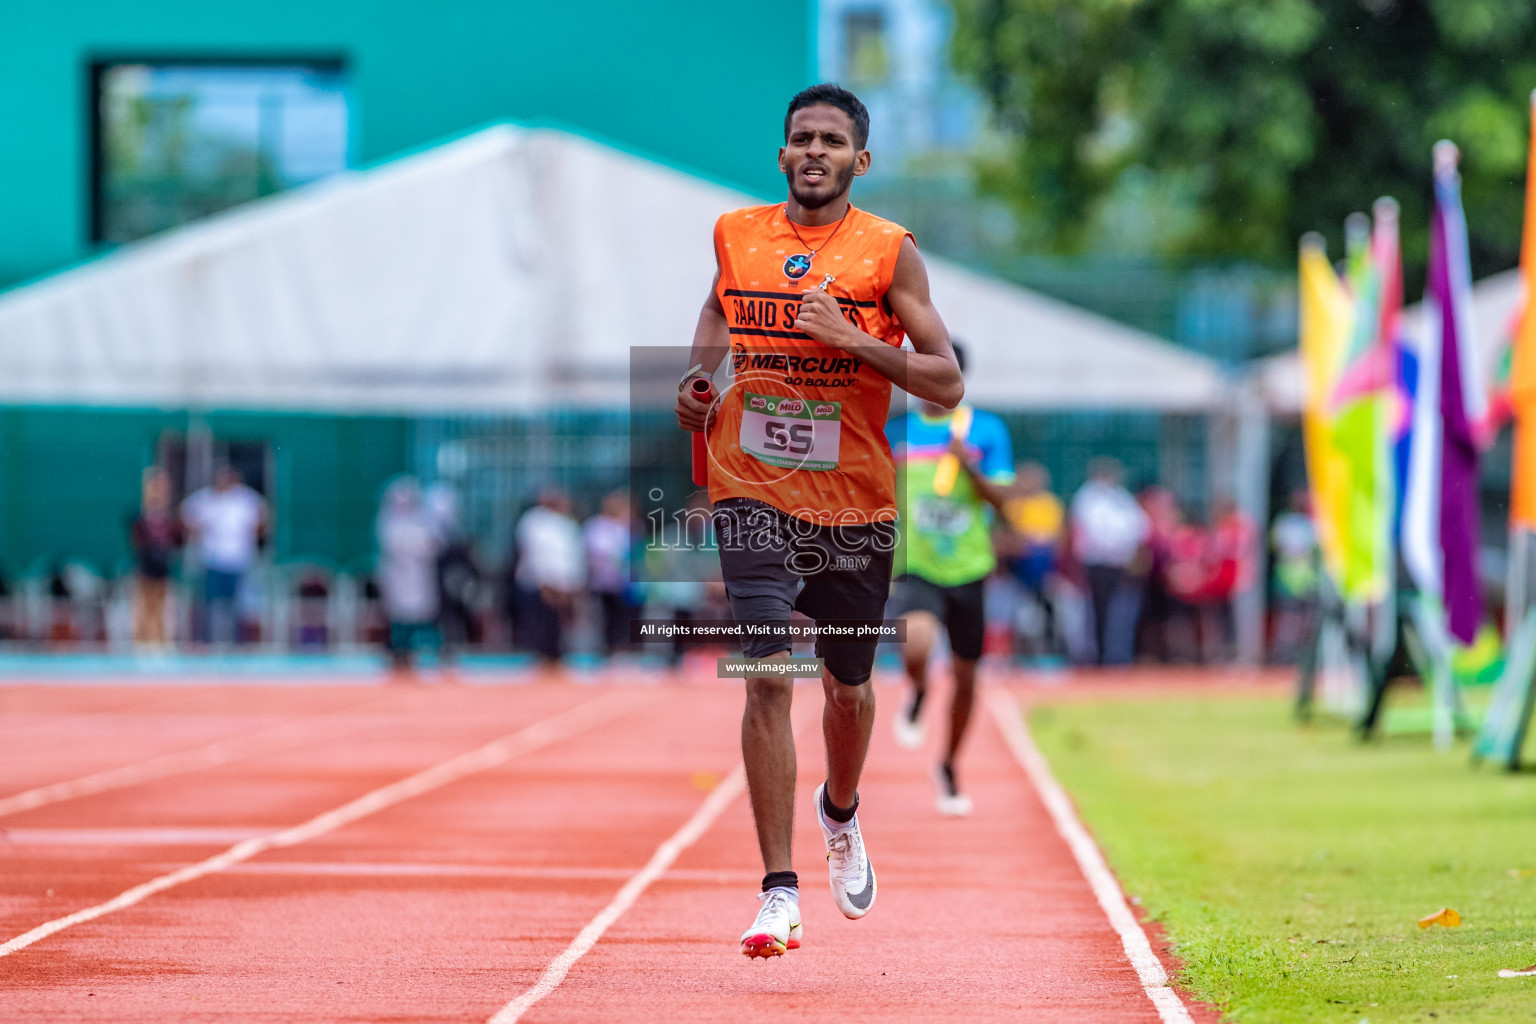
[954,440,1011,512]
[792,237,963,408]
[676,268,728,432]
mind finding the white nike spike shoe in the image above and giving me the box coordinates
[934,761,974,817]
[892,698,925,750]
[813,782,877,919]
[740,888,802,958]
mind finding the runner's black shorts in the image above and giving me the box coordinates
[889,574,986,661]
[711,498,896,685]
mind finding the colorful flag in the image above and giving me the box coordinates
[1341,204,1396,602]
[1298,234,1353,590]
[1298,211,1398,605]
[1333,209,1397,407]
[1511,92,1536,531]
[1405,141,1485,643]
[1369,198,1417,541]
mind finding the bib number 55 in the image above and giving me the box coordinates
[761,420,813,456]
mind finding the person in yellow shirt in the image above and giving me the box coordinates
[1005,463,1062,548]
[1001,462,1064,654]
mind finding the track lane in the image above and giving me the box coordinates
[0,693,409,820]
[489,691,823,1023]
[1,675,1198,1022]
[0,684,743,1021]
[0,688,644,965]
[0,685,621,941]
[0,687,397,798]
[523,678,1163,1023]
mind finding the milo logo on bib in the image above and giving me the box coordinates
[738,391,843,472]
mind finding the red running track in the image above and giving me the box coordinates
[0,676,1207,1022]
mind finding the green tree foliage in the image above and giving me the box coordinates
[950,0,1536,278]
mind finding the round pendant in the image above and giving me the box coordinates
[783,253,812,280]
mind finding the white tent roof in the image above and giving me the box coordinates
[0,125,1227,414]
[1258,268,1521,414]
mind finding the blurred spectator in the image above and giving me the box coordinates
[294,571,330,649]
[1162,509,1210,662]
[514,488,585,665]
[502,502,529,650]
[427,483,479,670]
[1001,462,1064,655]
[585,490,637,657]
[1003,462,1063,595]
[129,466,184,649]
[1134,486,1181,662]
[1069,458,1149,665]
[1270,488,1319,662]
[377,477,441,676]
[1204,498,1256,662]
[0,562,12,641]
[642,492,721,667]
[182,464,268,646]
[47,561,74,644]
[361,575,389,646]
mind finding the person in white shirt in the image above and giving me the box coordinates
[584,491,635,657]
[1069,458,1150,665]
[181,465,268,645]
[377,477,442,676]
[515,489,585,665]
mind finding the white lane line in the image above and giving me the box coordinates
[985,688,1195,1024]
[488,765,748,1024]
[216,861,760,883]
[488,696,818,1024]
[0,694,400,819]
[0,690,647,960]
[2,827,274,846]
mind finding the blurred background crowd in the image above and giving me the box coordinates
[0,451,1314,673]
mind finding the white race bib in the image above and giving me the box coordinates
[738,392,842,471]
[913,497,972,536]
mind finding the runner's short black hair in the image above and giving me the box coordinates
[785,84,870,149]
[951,340,967,374]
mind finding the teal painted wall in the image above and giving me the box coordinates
[0,408,412,577]
[0,1,812,286]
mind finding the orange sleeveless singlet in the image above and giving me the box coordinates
[707,203,912,525]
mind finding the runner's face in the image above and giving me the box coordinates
[779,105,868,210]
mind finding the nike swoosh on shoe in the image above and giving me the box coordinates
[846,858,875,911]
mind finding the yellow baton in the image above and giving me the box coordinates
[931,406,973,497]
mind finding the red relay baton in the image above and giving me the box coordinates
[689,376,715,487]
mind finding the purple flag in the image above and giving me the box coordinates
[1427,147,1484,643]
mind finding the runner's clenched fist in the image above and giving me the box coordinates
[793,289,855,348]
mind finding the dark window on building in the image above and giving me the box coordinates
[844,10,888,85]
[91,60,350,244]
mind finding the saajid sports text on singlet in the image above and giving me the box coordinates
[707,204,912,525]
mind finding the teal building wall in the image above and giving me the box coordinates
[0,2,814,577]
[0,1,813,287]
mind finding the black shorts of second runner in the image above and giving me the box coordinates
[712,498,896,685]
[890,574,986,661]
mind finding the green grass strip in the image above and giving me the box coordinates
[1029,696,1536,1023]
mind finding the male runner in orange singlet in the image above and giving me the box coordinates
[675,84,962,958]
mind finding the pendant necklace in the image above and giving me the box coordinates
[782,205,850,281]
